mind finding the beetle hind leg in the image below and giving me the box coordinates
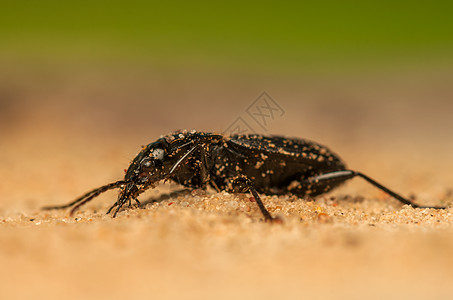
[353,171,446,209]
[295,170,446,209]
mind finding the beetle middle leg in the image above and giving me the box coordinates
[231,176,276,222]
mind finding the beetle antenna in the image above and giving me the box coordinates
[42,180,126,212]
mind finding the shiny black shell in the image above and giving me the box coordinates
[163,131,346,197]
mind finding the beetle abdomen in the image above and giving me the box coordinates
[209,134,346,195]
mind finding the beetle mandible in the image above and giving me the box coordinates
[44,130,446,221]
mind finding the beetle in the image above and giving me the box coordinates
[44,130,446,221]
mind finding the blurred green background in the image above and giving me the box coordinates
[1,0,453,167]
[1,0,452,69]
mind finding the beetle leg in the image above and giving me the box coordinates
[125,198,140,208]
[113,202,124,217]
[300,170,446,209]
[106,201,119,215]
[110,195,132,217]
[232,176,275,222]
[107,192,145,217]
[127,198,137,208]
[353,171,446,209]
[210,179,221,192]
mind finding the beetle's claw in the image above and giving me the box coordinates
[265,215,283,224]
[112,205,122,218]
[106,202,119,215]
[105,198,142,217]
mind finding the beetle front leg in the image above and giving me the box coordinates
[231,176,277,222]
[107,190,145,217]
[126,198,141,208]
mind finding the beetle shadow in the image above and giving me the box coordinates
[139,189,192,207]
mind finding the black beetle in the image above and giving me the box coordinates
[44,130,446,221]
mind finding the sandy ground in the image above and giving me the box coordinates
[1,64,453,299]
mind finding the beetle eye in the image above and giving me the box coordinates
[152,148,165,160]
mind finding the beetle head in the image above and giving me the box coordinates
[119,141,169,201]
